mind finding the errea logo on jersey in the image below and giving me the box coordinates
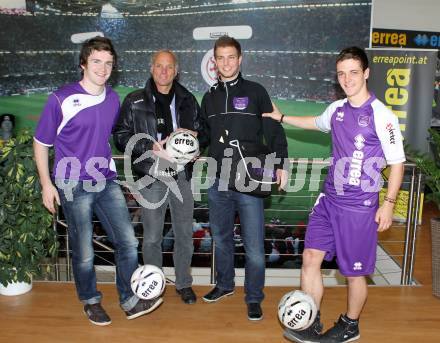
[336,111,344,122]
[348,134,365,186]
[73,98,81,107]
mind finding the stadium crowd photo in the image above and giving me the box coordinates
[1,1,439,343]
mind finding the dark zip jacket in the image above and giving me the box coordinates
[200,73,288,176]
[113,79,202,180]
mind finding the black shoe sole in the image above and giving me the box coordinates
[338,334,360,343]
[321,335,361,343]
[183,299,197,304]
[283,330,320,343]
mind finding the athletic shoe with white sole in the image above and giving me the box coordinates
[83,303,111,326]
[202,287,234,303]
[125,297,163,320]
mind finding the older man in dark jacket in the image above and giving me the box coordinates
[113,50,203,304]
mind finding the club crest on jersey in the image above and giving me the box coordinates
[336,111,344,122]
[358,114,370,127]
[233,97,249,110]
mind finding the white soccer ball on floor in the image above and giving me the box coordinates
[166,130,199,164]
[131,264,166,300]
[278,290,318,331]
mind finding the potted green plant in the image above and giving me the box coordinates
[413,127,440,297]
[0,129,58,296]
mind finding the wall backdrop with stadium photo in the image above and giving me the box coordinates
[0,1,373,270]
[0,0,371,160]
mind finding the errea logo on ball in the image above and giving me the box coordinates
[172,137,194,146]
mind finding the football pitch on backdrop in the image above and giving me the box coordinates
[0,86,331,224]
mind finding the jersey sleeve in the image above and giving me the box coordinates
[372,102,406,165]
[314,101,341,132]
[34,93,63,146]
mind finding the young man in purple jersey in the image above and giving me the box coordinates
[264,46,405,342]
[33,37,162,326]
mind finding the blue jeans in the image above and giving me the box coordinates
[208,179,265,304]
[58,180,139,310]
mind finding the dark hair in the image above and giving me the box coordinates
[79,36,117,69]
[336,46,369,71]
[214,35,241,57]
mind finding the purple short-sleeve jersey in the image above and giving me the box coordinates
[314,93,405,210]
[34,82,120,181]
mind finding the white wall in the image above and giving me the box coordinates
[372,0,440,32]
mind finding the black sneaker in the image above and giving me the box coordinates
[283,311,323,343]
[176,287,197,304]
[320,314,360,343]
[202,287,234,303]
[247,302,263,321]
[125,297,163,320]
[83,303,111,326]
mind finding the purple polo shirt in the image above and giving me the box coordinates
[315,93,405,210]
[34,82,120,181]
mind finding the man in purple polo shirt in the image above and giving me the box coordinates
[33,37,162,326]
[264,47,405,342]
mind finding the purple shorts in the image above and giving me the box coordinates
[305,193,378,276]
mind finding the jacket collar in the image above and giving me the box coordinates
[214,72,243,90]
[144,78,189,106]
